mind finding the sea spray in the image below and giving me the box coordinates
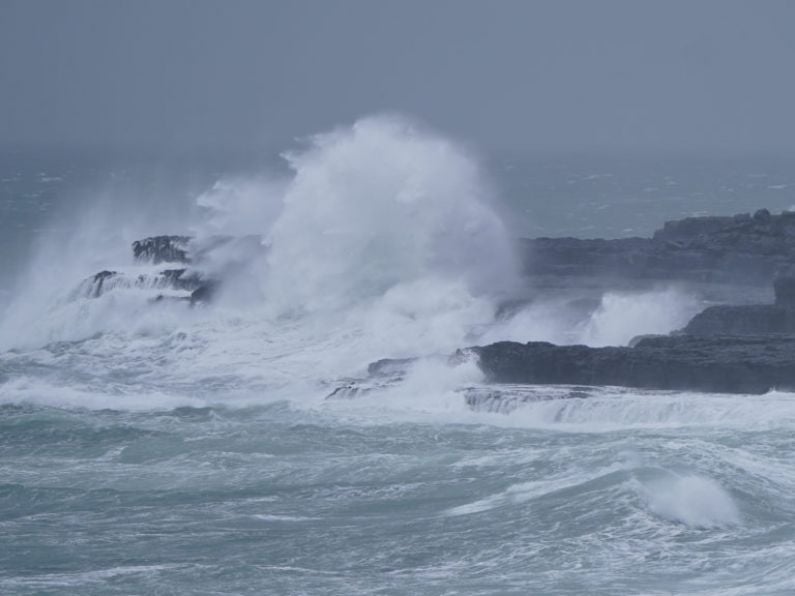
[1,122,795,595]
[480,287,701,347]
[0,115,522,398]
[638,472,741,528]
[262,115,518,314]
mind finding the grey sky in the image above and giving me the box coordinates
[2,0,794,155]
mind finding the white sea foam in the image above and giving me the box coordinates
[4,122,795,596]
[445,467,623,517]
[320,384,795,434]
[262,115,517,314]
[0,115,521,409]
[579,287,701,346]
[481,287,701,347]
[0,115,788,430]
[0,376,206,411]
[639,473,741,528]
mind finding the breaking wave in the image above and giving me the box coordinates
[0,114,730,413]
[2,116,794,595]
[0,115,527,407]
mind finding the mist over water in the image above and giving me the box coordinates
[4,1,795,590]
[0,116,528,410]
[265,117,517,312]
[1,117,794,594]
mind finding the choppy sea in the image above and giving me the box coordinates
[2,117,795,595]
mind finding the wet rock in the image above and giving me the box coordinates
[754,208,772,222]
[679,276,795,336]
[681,305,795,336]
[77,267,212,302]
[367,357,418,378]
[89,270,118,298]
[469,335,795,395]
[132,236,191,264]
[150,294,191,305]
[462,385,594,414]
[158,269,208,292]
[522,209,795,284]
[189,280,219,305]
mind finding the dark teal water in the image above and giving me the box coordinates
[1,397,794,595]
[1,147,795,595]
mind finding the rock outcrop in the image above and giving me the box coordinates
[681,275,795,336]
[80,233,268,306]
[132,235,191,264]
[91,209,795,397]
[522,208,795,283]
[467,272,795,395]
[469,335,795,395]
[681,305,795,336]
[76,235,225,305]
[362,271,795,397]
[328,209,795,400]
[74,267,216,304]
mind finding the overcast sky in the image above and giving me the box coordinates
[2,0,794,155]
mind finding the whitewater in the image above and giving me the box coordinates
[1,116,794,595]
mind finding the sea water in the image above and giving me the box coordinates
[1,116,795,595]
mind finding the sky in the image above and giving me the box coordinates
[2,0,795,156]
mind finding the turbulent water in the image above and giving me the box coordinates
[1,117,795,595]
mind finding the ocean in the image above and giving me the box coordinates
[1,116,795,595]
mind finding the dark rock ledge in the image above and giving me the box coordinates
[77,235,219,305]
[467,273,795,395]
[87,210,795,396]
[132,235,191,264]
[469,335,795,395]
[453,208,795,395]
[363,207,795,397]
[521,208,795,284]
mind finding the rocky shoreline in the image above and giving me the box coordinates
[522,208,795,283]
[470,209,795,395]
[86,208,795,396]
[470,335,795,395]
[430,209,795,395]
